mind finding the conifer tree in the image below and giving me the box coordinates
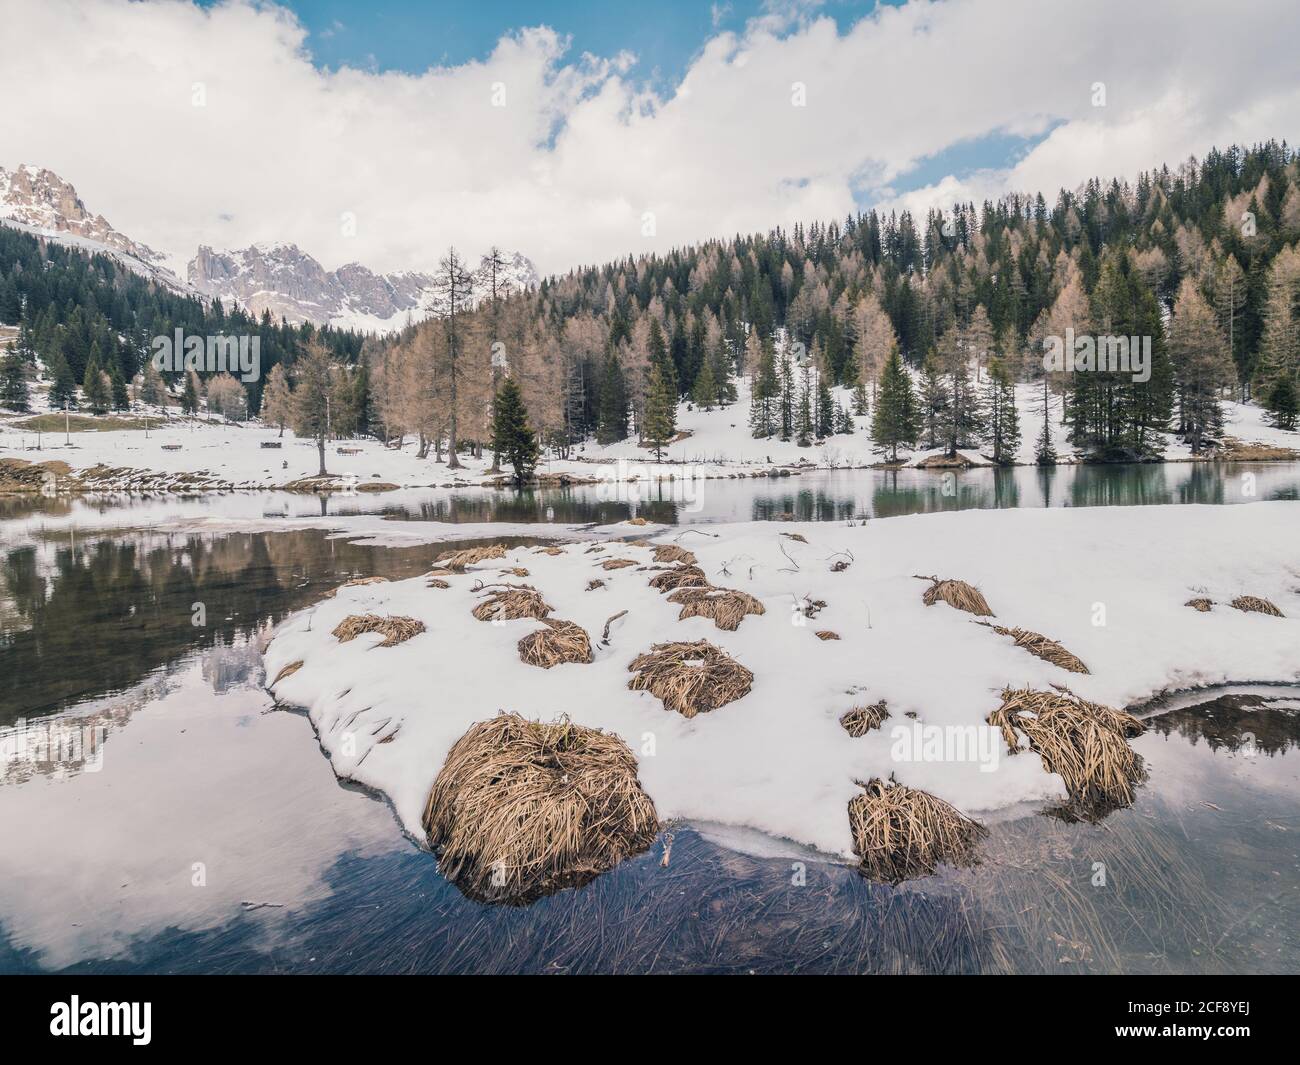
[871,349,918,463]
[984,356,1021,464]
[82,355,109,414]
[643,362,676,461]
[491,376,541,487]
[596,352,629,443]
[1265,376,1297,430]
[0,352,29,411]
[691,353,718,409]
[181,370,200,415]
[749,334,778,438]
[796,363,813,446]
[816,373,835,438]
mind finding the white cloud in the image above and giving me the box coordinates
[1,0,1297,276]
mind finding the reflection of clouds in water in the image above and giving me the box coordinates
[0,650,401,969]
[1134,691,1300,814]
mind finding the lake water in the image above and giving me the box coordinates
[1,463,1298,973]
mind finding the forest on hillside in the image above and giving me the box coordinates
[4,141,1300,463]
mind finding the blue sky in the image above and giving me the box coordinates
[245,0,1032,201]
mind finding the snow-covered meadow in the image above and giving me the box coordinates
[264,502,1300,860]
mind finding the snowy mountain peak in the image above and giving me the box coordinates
[0,163,165,266]
[187,244,538,332]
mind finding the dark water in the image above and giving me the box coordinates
[1,467,1298,973]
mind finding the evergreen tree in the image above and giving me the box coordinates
[82,355,109,414]
[139,362,166,407]
[871,349,918,463]
[691,353,718,409]
[109,363,130,410]
[777,348,795,441]
[1265,376,1298,430]
[1034,376,1057,466]
[917,353,949,449]
[833,401,854,435]
[815,375,835,438]
[48,352,78,410]
[710,339,737,405]
[491,376,541,487]
[749,334,778,438]
[852,380,868,417]
[984,356,1021,464]
[0,352,30,411]
[642,362,676,461]
[1169,278,1233,454]
[180,370,200,415]
[796,363,813,446]
[596,352,629,443]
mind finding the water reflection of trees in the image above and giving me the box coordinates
[0,530,436,722]
[1147,694,1300,756]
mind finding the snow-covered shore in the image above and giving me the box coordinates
[263,502,1300,860]
[3,378,1295,495]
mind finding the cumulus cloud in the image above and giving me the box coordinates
[1,0,1297,276]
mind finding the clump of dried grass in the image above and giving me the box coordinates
[848,778,986,883]
[981,623,1089,674]
[433,544,507,571]
[840,701,889,737]
[667,587,766,631]
[627,640,753,718]
[814,630,840,641]
[517,619,593,668]
[652,544,696,566]
[331,614,426,647]
[586,579,606,591]
[600,558,637,571]
[501,566,531,577]
[272,660,303,685]
[988,687,1145,812]
[426,578,450,589]
[533,546,565,556]
[1185,597,1213,612]
[916,575,995,617]
[1231,595,1284,617]
[648,565,710,593]
[471,584,552,622]
[422,713,659,903]
[781,532,809,544]
[626,516,649,526]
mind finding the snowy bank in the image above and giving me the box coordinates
[263,503,1300,866]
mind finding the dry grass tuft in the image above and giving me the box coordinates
[586,579,606,591]
[517,619,593,669]
[426,578,450,589]
[982,623,1089,674]
[627,640,753,718]
[272,660,303,685]
[433,544,507,571]
[667,587,766,631]
[331,614,426,647]
[422,713,659,903]
[501,566,531,577]
[781,532,809,544]
[1185,597,1213,612]
[652,544,697,566]
[916,575,995,617]
[988,687,1145,813]
[848,778,986,883]
[814,630,841,641]
[1231,595,1284,617]
[533,546,565,556]
[648,565,710,593]
[840,701,890,737]
[626,516,649,526]
[471,584,552,622]
[600,558,637,571]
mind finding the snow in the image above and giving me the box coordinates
[263,502,1300,860]
[3,368,1296,491]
